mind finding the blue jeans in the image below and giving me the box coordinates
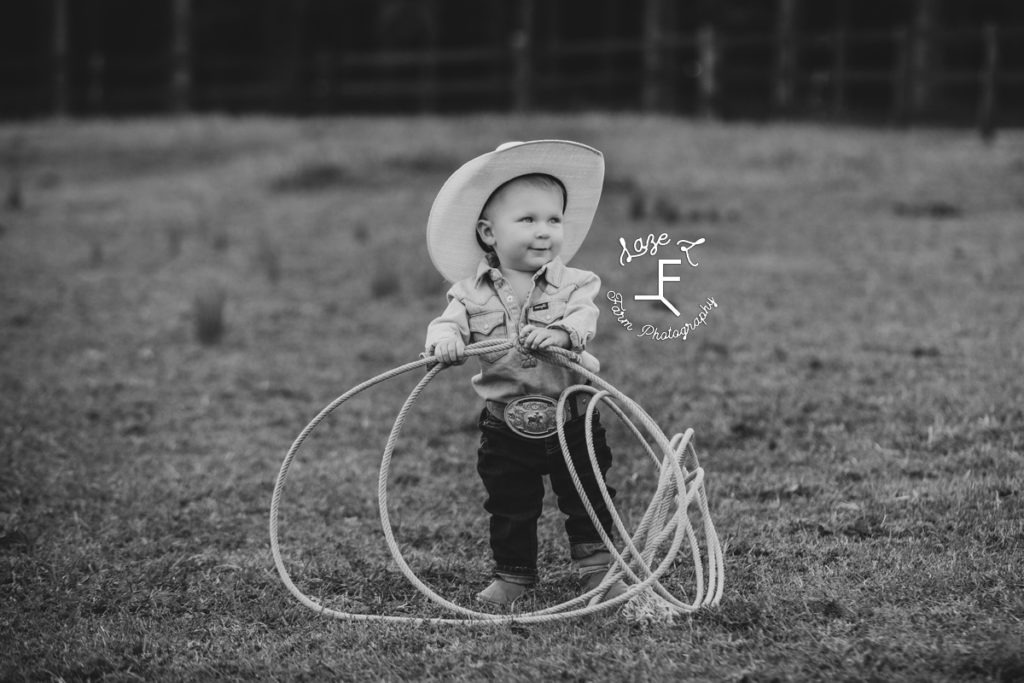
[476,407,616,584]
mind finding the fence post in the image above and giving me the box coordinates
[52,0,69,116]
[774,0,797,115]
[642,0,664,112]
[978,24,998,142]
[831,26,847,117]
[488,0,505,107]
[543,1,560,106]
[602,0,618,105]
[421,48,438,113]
[831,0,848,118]
[314,50,333,113]
[909,0,935,118]
[170,0,192,113]
[892,29,910,126]
[512,0,533,112]
[420,0,439,113]
[87,53,105,113]
[696,24,717,119]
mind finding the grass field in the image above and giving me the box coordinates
[1,114,1022,681]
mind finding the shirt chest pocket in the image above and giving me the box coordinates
[468,310,508,362]
[526,299,568,326]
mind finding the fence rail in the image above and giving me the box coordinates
[1,24,1021,127]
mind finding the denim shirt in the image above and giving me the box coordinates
[424,256,602,402]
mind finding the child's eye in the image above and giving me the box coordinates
[521,216,534,223]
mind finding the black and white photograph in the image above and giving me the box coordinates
[1,1,1022,680]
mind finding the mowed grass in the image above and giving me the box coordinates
[1,114,1022,681]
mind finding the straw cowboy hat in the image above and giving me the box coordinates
[426,140,605,283]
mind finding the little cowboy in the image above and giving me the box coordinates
[423,140,627,606]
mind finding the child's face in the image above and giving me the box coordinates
[477,181,564,274]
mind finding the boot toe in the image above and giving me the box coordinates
[476,579,529,606]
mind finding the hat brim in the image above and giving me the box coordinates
[427,140,604,283]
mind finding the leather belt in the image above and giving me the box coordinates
[485,393,593,439]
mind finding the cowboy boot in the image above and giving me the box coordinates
[576,550,628,603]
[476,574,533,606]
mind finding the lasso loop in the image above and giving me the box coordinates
[269,339,724,625]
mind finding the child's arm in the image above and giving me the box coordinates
[544,271,601,353]
[424,293,471,365]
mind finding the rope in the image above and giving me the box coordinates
[269,339,724,625]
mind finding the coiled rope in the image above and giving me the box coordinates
[269,339,724,624]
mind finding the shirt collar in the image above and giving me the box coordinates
[473,256,567,289]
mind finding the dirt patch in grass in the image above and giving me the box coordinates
[269,160,359,192]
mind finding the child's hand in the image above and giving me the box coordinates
[432,337,466,365]
[519,325,571,351]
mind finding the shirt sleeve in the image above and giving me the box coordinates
[548,271,601,353]
[424,288,471,355]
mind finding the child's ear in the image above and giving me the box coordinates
[477,219,495,246]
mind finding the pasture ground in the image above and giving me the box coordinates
[1,115,1022,681]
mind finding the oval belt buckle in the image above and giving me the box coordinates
[504,394,559,439]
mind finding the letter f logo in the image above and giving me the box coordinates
[634,259,682,317]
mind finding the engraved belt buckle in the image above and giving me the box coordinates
[504,394,559,439]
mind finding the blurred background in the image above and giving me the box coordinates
[2,0,1022,128]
